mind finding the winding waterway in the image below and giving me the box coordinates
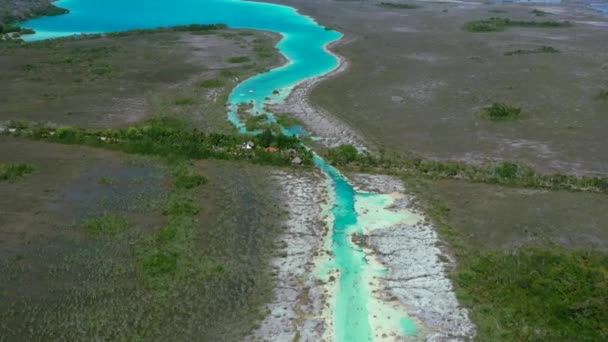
[22,0,419,340]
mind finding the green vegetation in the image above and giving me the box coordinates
[275,113,302,128]
[98,176,115,185]
[245,114,270,131]
[379,2,419,9]
[324,144,608,194]
[4,118,313,166]
[479,102,522,121]
[105,24,228,37]
[173,97,197,106]
[326,144,359,165]
[0,155,285,339]
[172,162,208,189]
[254,43,277,59]
[32,4,69,17]
[0,1,67,36]
[531,9,550,17]
[84,214,131,236]
[197,78,224,88]
[227,56,251,63]
[411,185,608,341]
[136,159,220,289]
[456,248,607,341]
[504,45,559,56]
[0,24,227,43]
[464,17,572,33]
[403,176,608,341]
[595,90,608,101]
[0,162,34,182]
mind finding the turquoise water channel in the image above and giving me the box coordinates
[21,1,417,340]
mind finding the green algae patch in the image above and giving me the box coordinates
[456,248,608,341]
[0,162,34,182]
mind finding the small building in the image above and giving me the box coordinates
[265,147,279,153]
[291,157,302,166]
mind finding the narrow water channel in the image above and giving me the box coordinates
[22,0,419,339]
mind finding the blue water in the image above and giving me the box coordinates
[21,0,416,340]
[21,0,341,132]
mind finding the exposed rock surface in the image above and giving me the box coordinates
[350,173,476,341]
[247,170,329,341]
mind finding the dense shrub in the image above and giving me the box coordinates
[379,2,419,9]
[198,78,224,88]
[480,103,522,121]
[245,114,269,131]
[464,17,572,32]
[0,163,34,181]
[84,215,131,236]
[322,144,608,194]
[326,144,359,165]
[595,90,608,101]
[275,113,301,128]
[227,56,251,63]
[504,46,560,56]
[457,248,608,341]
[5,118,313,167]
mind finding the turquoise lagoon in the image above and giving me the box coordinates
[21,1,417,340]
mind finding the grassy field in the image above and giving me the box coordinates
[404,176,608,341]
[280,0,608,175]
[0,25,297,340]
[0,138,290,340]
[0,26,282,132]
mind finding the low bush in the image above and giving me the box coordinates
[323,144,608,194]
[33,4,70,17]
[326,144,359,165]
[4,118,313,167]
[479,103,522,121]
[173,97,197,106]
[245,114,269,131]
[275,113,302,128]
[464,17,572,32]
[595,90,608,101]
[227,56,251,63]
[456,248,608,341]
[379,2,419,9]
[0,163,34,181]
[198,78,224,88]
[504,46,560,56]
[531,9,550,17]
[84,214,131,236]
